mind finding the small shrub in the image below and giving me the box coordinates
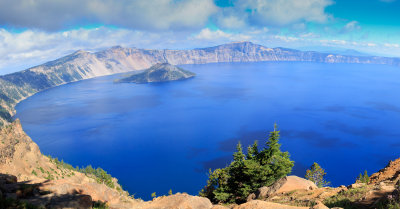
[93,201,109,209]
[324,186,368,208]
[356,170,369,184]
[305,162,330,187]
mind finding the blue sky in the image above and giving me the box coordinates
[0,0,399,74]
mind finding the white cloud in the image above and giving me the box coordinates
[0,0,334,32]
[273,35,299,42]
[215,15,248,29]
[192,28,252,45]
[384,43,400,48]
[217,0,333,29]
[194,28,233,40]
[0,0,218,31]
[341,21,361,33]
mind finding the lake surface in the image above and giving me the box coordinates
[15,62,400,200]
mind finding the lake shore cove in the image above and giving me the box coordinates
[1,42,400,208]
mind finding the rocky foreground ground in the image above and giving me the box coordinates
[1,121,400,209]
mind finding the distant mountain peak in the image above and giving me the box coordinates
[71,49,89,55]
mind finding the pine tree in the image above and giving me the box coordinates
[246,141,259,160]
[258,123,294,186]
[228,141,250,202]
[363,170,370,184]
[357,170,369,184]
[305,162,330,187]
[200,124,294,204]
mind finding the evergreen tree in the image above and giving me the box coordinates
[246,141,259,160]
[357,170,369,184]
[258,123,294,186]
[200,124,294,204]
[363,170,370,184]
[305,162,330,187]
[228,142,252,202]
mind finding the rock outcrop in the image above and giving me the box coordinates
[370,158,400,184]
[250,176,317,200]
[141,193,213,209]
[0,120,137,209]
[309,201,329,209]
[233,200,308,209]
[116,63,195,83]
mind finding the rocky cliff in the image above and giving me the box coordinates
[0,120,138,209]
[1,41,400,125]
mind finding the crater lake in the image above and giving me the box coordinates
[15,62,400,200]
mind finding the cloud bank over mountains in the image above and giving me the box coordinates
[0,0,399,73]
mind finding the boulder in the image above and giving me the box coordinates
[233,200,308,209]
[1,174,18,184]
[143,193,213,209]
[310,201,329,209]
[46,194,92,209]
[212,205,230,209]
[247,193,256,202]
[254,176,318,199]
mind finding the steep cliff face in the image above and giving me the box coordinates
[0,120,138,208]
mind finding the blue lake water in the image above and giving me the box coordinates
[15,62,400,200]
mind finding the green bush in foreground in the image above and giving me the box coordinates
[200,124,294,204]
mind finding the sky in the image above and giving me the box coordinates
[0,0,399,74]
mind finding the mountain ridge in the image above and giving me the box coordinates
[1,41,400,125]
